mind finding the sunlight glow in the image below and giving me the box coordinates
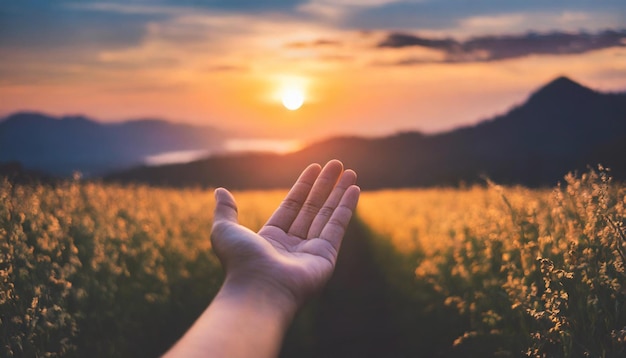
[281,87,305,110]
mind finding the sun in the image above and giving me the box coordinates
[281,87,305,110]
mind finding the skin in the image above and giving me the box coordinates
[164,160,360,358]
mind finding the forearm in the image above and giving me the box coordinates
[163,277,298,358]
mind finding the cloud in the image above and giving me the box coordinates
[379,34,456,50]
[183,0,308,12]
[284,39,342,48]
[297,0,421,21]
[454,11,626,37]
[377,29,626,64]
[69,0,308,13]
[0,2,160,52]
[205,65,249,72]
[459,14,527,32]
[339,2,626,35]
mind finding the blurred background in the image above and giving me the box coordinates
[2,2,626,358]
[1,0,625,183]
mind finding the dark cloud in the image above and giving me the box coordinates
[0,1,161,52]
[378,29,626,64]
[379,34,457,50]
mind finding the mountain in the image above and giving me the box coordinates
[0,113,224,176]
[105,76,626,189]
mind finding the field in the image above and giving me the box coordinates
[1,168,625,357]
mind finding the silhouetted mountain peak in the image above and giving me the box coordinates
[0,112,225,176]
[528,76,595,105]
[105,76,626,189]
[543,76,588,91]
[2,112,52,125]
[2,112,101,129]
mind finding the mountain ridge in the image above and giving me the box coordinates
[0,112,225,176]
[3,76,625,187]
[104,76,626,189]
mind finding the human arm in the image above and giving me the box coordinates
[163,160,360,358]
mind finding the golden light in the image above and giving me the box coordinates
[281,87,305,110]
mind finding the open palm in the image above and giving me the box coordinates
[211,160,360,306]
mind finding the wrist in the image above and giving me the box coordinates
[165,272,299,357]
[216,273,299,326]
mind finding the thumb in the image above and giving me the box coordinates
[213,187,239,224]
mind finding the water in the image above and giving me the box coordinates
[144,138,302,166]
[144,149,211,166]
[223,138,301,154]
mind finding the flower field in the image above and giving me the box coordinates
[1,168,625,357]
[359,169,626,357]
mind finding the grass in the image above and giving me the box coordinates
[1,167,625,357]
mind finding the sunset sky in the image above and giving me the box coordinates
[1,0,625,140]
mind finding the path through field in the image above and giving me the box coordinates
[314,217,400,358]
[280,218,418,358]
[280,217,463,358]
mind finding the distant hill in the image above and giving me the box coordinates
[105,76,626,189]
[0,113,224,176]
[0,161,57,185]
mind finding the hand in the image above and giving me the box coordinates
[211,159,360,308]
[164,160,359,358]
